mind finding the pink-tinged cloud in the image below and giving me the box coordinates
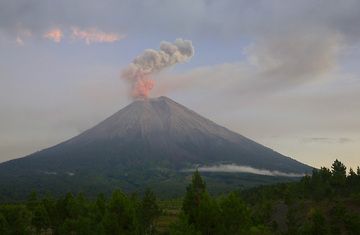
[43,28,63,43]
[71,27,125,44]
[16,36,24,46]
[15,28,32,46]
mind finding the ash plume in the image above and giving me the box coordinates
[121,38,194,99]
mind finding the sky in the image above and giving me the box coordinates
[0,0,359,170]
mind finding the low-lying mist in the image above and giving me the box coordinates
[185,164,305,177]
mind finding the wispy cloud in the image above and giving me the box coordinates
[15,28,32,46]
[302,137,353,144]
[338,137,353,143]
[11,26,124,45]
[184,164,305,177]
[15,36,24,46]
[43,28,63,43]
[70,27,125,45]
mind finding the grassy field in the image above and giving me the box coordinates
[156,198,183,233]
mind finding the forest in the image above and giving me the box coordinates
[0,159,359,235]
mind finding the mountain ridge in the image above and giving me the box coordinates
[0,96,312,200]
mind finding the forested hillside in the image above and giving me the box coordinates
[0,159,359,234]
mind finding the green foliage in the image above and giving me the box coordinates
[0,212,9,235]
[139,188,161,234]
[182,169,207,225]
[0,188,162,235]
[196,193,221,234]
[0,159,359,234]
[102,190,138,234]
[173,160,360,235]
[181,169,220,234]
[298,159,360,200]
[95,193,106,221]
[252,199,273,225]
[331,159,347,187]
[169,213,200,235]
[0,205,32,234]
[219,192,251,234]
[179,170,261,234]
[300,208,329,235]
[32,203,50,233]
[343,211,360,235]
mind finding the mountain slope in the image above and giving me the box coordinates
[0,96,312,200]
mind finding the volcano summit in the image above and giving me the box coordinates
[0,97,312,199]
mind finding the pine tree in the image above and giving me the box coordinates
[139,188,161,234]
[349,168,356,177]
[331,159,347,187]
[182,170,207,224]
[103,190,137,234]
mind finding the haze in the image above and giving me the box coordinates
[0,0,359,169]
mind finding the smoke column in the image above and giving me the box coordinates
[121,38,194,99]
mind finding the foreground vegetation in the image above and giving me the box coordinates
[0,159,359,234]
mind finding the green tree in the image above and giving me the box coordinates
[319,167,332,182]
[182,170,207,224]
[182,170,224,234]
[93,193,106,227]
[0,205,31,235]
[195,193,221,234]
[329,201,346,234]
[287,204,303,235]
[301,208,329,235]
[32,203,50,234]
[309,167,333,200]
[169,213,200,235]
[219,192,251,234]
[0,212,9,235]
[26,191,39,211]
[344,211,360,235]
[347,168,357,186]
[42,195,59,232]
[349,168,356,177]
[59,216,95,235]
[139,188,161,234]
[331,159,347,187]
[103,190,137,235]
[57,193,75,222]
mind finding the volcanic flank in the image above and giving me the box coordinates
[0,96,312,199]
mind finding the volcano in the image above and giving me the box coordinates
[0,96,312,200]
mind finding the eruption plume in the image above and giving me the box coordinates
[122,38,194,99]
